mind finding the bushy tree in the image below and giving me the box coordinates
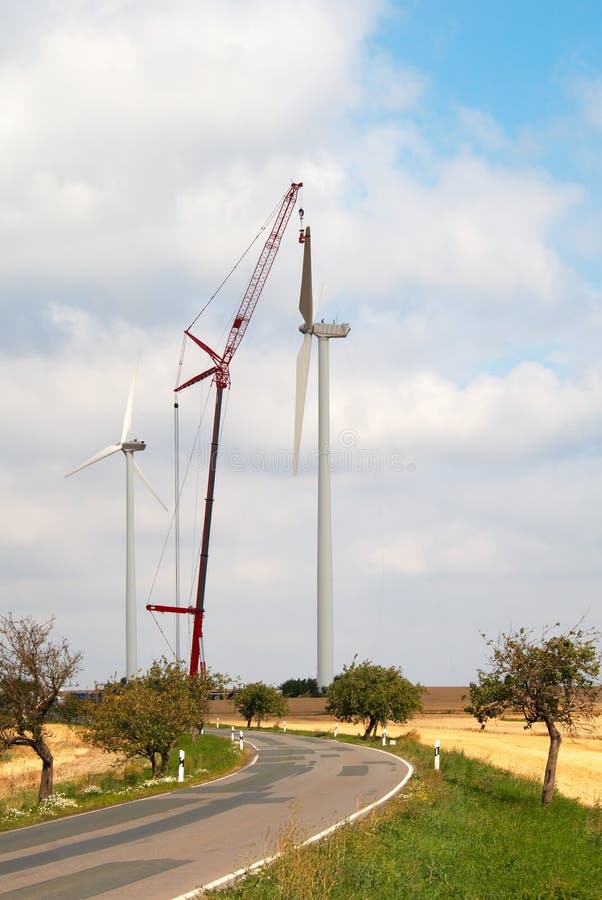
[233,682,287,728]
[83,659,217,776]
[0,614,82,800]
[326,659,424,738]
[279,677,320,698]
[465,625,601,804]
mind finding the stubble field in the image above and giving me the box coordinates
[0,726,122,802]
[2,689,600,808]
[212,688,602,807]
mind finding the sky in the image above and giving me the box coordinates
[2,0,602,689]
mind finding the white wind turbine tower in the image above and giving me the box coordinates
[65,362,166,680]
[294,226,350,690]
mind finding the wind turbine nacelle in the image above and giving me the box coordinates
[122,440,147,452]
[312,323,351,339]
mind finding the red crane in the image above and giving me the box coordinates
[148,182,303,675]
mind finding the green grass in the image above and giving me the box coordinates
[217,734,602,900]
[0,732,245,831]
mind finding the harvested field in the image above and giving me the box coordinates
[210,691,602,807]
[3,691,600,809]
[411,714,602,807]
[0,724,122,801]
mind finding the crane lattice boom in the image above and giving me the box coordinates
[148,181,303,676]
[176,182,303,392]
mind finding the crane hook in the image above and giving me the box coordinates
[298,207,305,244]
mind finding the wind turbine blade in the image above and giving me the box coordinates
[65,445,121,478]
[293,333,312,475]
[315,283,324,323]
[133,459,168,511]
[121,358,140,444]
[299,226,313,328]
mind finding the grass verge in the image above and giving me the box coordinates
[217,733,602,900]
[0,731,244,831]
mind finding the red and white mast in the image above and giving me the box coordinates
[148,182,303,675]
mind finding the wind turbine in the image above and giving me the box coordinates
[65,362,166,680]
[294,226,350,690]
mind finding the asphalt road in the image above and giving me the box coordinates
[0,732,412,899]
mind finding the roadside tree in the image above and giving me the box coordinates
[0,614,82,800]
[326,659,424,738]
[465,625,601,804]
[233,682,287,728]
[83,659,218,776]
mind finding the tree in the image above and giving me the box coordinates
[83,659,216,776]
[55,690,101,725]
[465,625,601,804]
[325,659,424,738]
[279,677,320,698]
[232,682,287,728]
[0,614,82,800]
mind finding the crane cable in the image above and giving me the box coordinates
[148,380,231,656]
[185,190,288,334]
[153,184,301,654]
[146,384,213,651]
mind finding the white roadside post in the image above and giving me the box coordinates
[435,739,441,770]
[216,717,220,729]
[239,730,244,751]
[333,723,338,738]
[382,727,387,747]
[283,720,287,733]
[178,749,185,783]
[231,725,235,742]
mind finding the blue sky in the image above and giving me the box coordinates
[1,0,601,688]
[381,1,601,122]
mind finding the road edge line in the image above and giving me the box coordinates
[172,743,413,899]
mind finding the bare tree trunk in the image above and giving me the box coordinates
[37,739,54,801]
[542,720,562,805]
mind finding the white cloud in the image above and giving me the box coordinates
[336,362,602,461]
[362,527,503,578]
[1,3,601,687]
[456,106,508,152]
[316,149,580,303]
[574,76,602,131]
[361,52,428,112]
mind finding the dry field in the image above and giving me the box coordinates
[211,690,602,807]
[408,714,601,807]
[2,690,600,809]
[0,724,122,802]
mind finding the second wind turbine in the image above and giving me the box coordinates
[65,363,166,679]
[293,226,350,690]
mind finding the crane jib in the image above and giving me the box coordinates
[156,181,303,677]
[180,183,303,386]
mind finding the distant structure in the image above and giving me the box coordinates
[66,361,165,679]
[293,226,350,690]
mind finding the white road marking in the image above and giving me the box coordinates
[171,741,413,899]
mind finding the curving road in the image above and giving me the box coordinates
[0,732,412,899]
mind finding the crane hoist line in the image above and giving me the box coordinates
[147,181,304,676]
